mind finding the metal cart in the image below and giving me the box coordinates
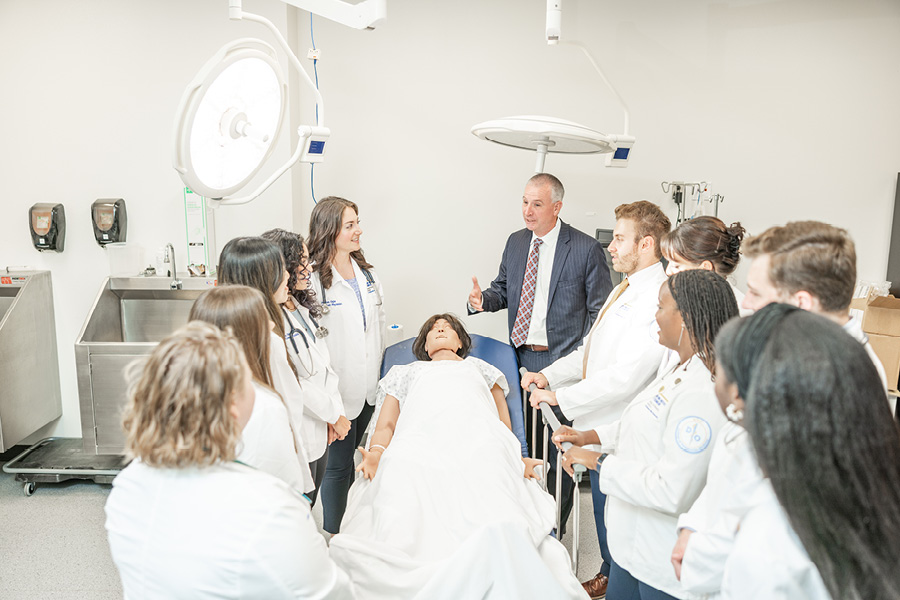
[2,437,128,496]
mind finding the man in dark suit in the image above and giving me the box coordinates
[467,172,612,534]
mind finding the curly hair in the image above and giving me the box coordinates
[308,197,374,291]
[122,322,246,468]
[412,313,472,361]
[667,269,739,372]
[260,228,324,318]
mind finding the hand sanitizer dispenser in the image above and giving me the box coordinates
[29,203,66,252]
[91,198,127,246]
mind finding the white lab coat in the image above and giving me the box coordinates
[284,306,345,461]
[595,356,727,599]
[541,262,668,439]
[310,261,386,420]
[843,314,889,392]
[268,331,315,493]
[676,424,764,599]
[720,480,831,600]
[105,460,355,600]
[238,382,312,492]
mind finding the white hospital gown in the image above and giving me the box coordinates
[330,357,586,600]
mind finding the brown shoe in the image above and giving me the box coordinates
[581,572,608,599]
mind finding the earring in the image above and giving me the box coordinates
[677,323,685,346]
[725,403,744,423]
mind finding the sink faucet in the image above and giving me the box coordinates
[165,243,183,290]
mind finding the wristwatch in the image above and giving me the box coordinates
[595,452,609,472]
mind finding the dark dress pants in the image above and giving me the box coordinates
[320,401,375,534]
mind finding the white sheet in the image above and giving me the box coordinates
[329,359,586,599]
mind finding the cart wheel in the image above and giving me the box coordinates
[23,482,36,496]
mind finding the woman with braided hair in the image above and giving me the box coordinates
[554,269,739,599]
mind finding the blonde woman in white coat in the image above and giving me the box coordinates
[552,270,738,600]
[308,197,386,534]
[263,228,351,506]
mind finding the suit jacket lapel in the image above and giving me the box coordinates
[547,221,570,308]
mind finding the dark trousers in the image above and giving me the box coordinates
[589,468,613,577]
[516,346,575,537]
[607,560,679,600]
[306,445,330,507]
[320,401,375,534]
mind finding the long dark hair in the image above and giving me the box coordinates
[412,313,472,361]
[661,216,745,277]
[308,196,374,290]
[261,228,323,318]
[744,308,900,600]
[667,269,739,372]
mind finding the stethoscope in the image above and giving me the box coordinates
[283,307,317,377]
[319,267,382,316]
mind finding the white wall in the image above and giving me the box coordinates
[0,0,295,441]
[292,0,900,342]
[2,0,899,443]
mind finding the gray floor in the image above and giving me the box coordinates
[0,461,601,599]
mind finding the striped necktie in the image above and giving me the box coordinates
[510,238,543,347]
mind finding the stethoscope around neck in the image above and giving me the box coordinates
[319,267,381,316]
[283,307,321,377]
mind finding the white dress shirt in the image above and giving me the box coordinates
[541,262,668,436]
[524,218,561,346]
[105,461,355,600]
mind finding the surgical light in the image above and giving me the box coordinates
[173,0,385,207]
[472,0,635,172]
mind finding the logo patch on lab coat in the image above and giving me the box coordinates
[614,303,631,317]
[675,416,712,453]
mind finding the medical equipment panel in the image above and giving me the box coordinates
[29,203,66,252]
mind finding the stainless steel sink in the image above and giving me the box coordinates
[76,275,216,454]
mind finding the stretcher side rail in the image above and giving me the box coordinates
[520,367,584,573]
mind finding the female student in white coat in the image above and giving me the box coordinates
[308,196,386,533]
[189,285,310,493]
[722,306,900,600]
[554,270,738,600]
[218,237,314,494]
[263,228,351,505]
[105,322,354,599]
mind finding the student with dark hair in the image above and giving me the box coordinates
[670,304,793,598]
[262,228,350,505]
[218,237,315,494]
[553,270,738,600]
[308,196,386,533]
[727,307,900,600]
[661,216,748,312]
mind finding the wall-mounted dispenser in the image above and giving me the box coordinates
[91,198,127,246]
[29,203,66,252]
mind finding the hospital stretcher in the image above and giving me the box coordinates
[374,336,583,572]
[521,367,586,574]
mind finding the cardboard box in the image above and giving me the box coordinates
[850,295,900,393]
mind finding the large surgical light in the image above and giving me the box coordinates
[173,0,385,207]
[472,0,635,172]
[174,39,287,200]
